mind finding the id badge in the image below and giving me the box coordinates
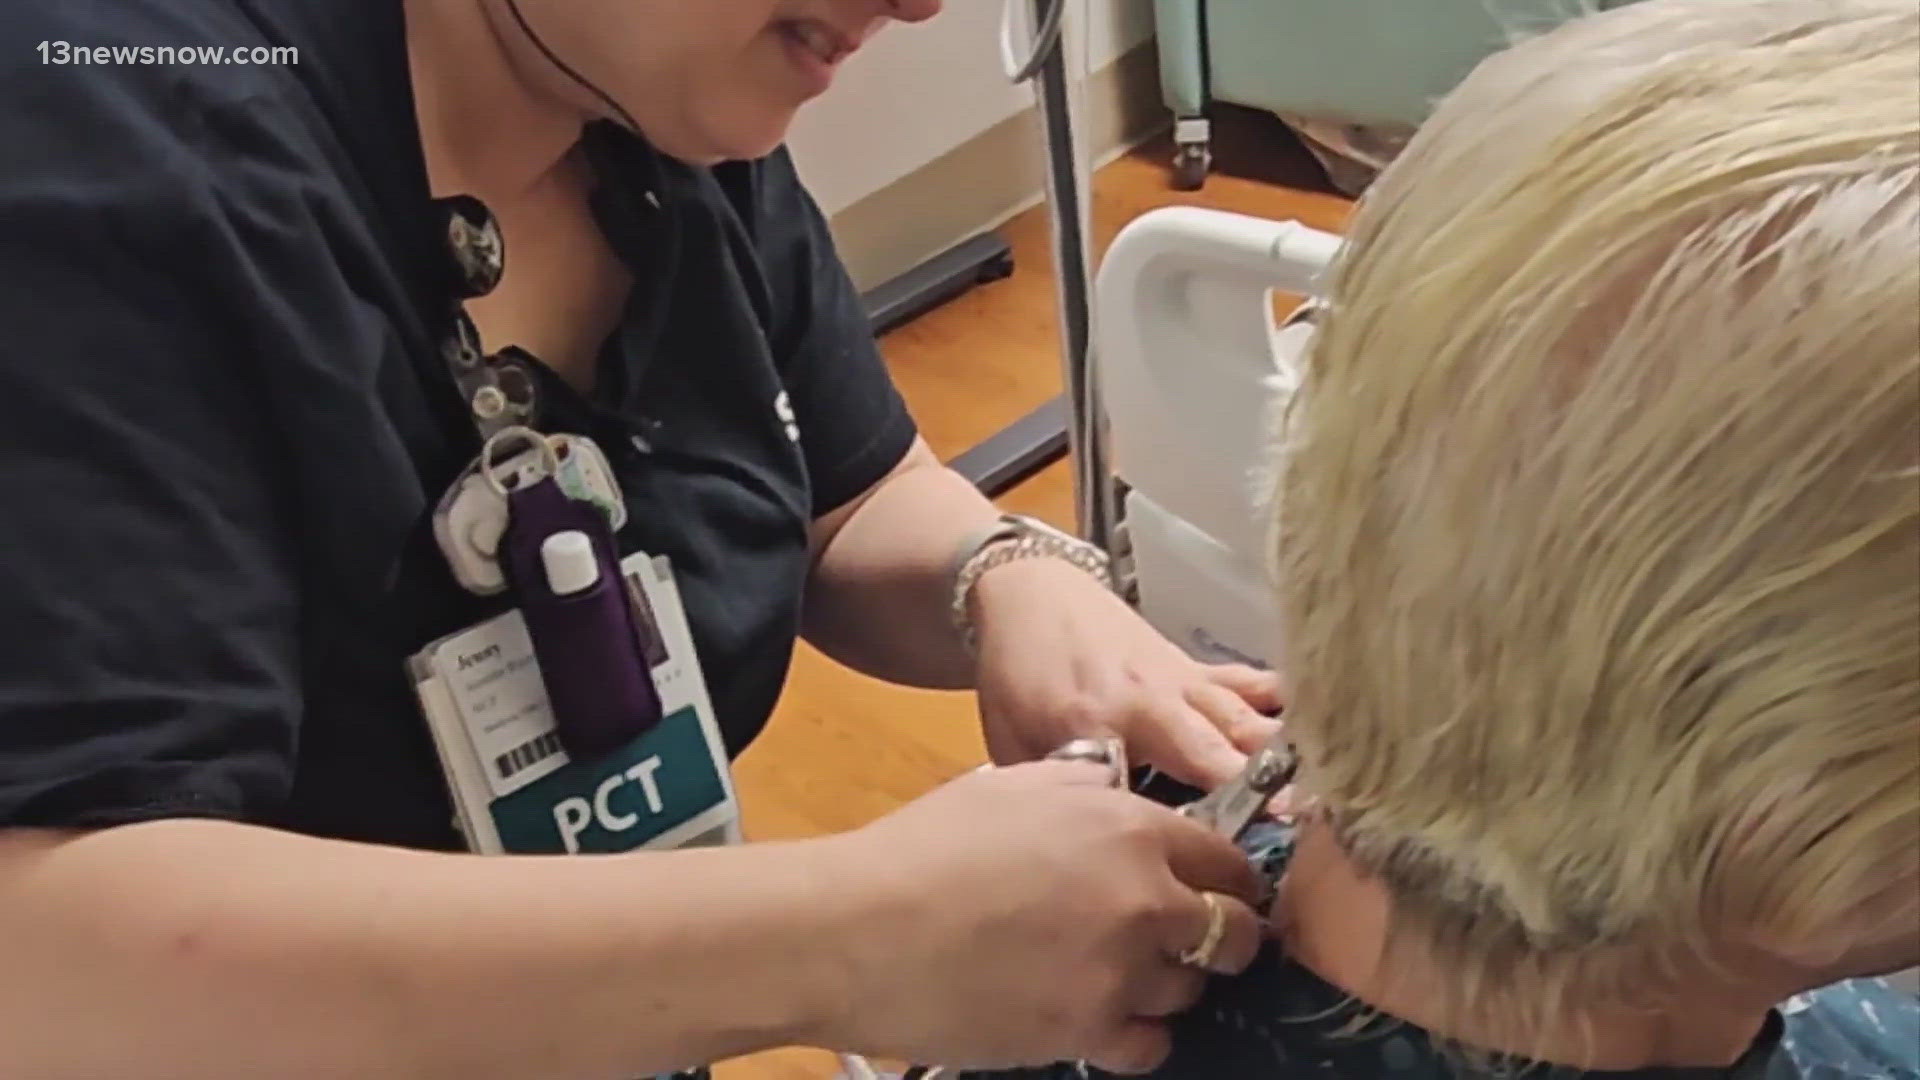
[409,553,742,855]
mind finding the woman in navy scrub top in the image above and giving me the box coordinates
[0,1,1284,1076]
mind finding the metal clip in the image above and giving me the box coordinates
[1180,734,1297,842]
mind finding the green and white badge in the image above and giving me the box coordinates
[411,553,741,854]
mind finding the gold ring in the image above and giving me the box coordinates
[1178,892,1226,968]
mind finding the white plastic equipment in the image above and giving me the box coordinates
[1094,206,1343,668]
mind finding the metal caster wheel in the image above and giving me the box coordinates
[1172,142,1211,190]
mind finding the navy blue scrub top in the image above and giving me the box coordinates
[0,0,916,850]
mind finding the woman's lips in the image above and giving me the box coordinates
[780,19,854,66]
[775,19,856,96]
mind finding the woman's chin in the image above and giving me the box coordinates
[644,111,796,166]
[717,114,801,161]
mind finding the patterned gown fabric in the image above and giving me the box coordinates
[944,822,1919,1080]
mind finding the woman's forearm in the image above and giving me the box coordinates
[0,819,861,1080]
[803,441,1000,689]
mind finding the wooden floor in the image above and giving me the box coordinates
[718,109,1352,1080]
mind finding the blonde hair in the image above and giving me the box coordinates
[1269,0,1919,1043]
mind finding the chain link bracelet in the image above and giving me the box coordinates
[949,515,1114,656]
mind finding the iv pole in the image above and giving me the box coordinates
[1014,0,1116,554]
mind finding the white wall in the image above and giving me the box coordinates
[790,0,1155,217]
[1088,0,1155,71]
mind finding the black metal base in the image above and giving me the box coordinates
[948,395,1069,497]
[862,233,1070,499]
[864,232,1016,337]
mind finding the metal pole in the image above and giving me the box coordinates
[1028,0,1116,554]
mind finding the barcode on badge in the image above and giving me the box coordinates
[495,732,563,781]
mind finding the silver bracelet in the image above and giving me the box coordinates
[949,514,1113,655]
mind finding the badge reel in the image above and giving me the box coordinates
[434,430,625,595]
[434,427,663,761]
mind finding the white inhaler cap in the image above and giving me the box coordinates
[540,530,601,596]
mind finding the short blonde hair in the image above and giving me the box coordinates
[1270,0,1919,1036]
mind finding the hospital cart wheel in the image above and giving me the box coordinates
[1172,143,1211,191]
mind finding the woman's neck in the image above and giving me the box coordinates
[404,0,584,201]
[1272,819,1780,1071]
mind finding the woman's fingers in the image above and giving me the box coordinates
[1015,758,1128,789]
[1127,690,1249,790]
[1086,1019,1174,1076]
[1161,887,1265,977]
[1203,663,1286,714]
[1156,814,1263,911]
[1128,963,1208,1018]
[996,661,1287,793]
[1184,681,1285,758]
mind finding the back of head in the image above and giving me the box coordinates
[1269,0,1919,1035]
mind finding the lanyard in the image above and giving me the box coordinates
[438,195,540,441]
[431,192,664,762]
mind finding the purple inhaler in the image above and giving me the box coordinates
[499,477,664,761]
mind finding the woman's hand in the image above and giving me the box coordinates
[821,760,1266,1074]
[969,557,1286,791]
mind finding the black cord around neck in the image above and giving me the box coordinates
[501,0,641,134]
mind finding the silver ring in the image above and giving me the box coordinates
[1178,892,1227,968]
[1046,736,1128,787]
